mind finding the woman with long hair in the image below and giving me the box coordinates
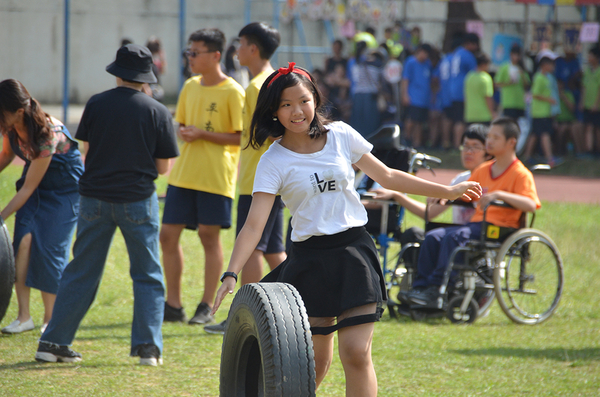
[0,79,83,334]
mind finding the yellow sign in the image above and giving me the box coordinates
[487,225,501,240]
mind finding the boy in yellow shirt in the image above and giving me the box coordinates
[407,117,540,308]
[160,28,245,325]
[204,22,286,335]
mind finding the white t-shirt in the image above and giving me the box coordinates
[253,121,373,242]
[451,170,475,224]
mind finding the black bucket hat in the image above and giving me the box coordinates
[106,44,157,84]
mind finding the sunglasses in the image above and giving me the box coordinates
[184,49,215,58]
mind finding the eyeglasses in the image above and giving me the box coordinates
[459,145,485,153]
[184,49,214,58]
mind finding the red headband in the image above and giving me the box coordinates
[267,62,312,88]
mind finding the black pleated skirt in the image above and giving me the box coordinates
[261,226,387,318]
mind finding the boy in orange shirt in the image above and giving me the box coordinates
[408,117,541,308]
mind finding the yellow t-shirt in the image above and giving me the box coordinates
[238,70,273,195]
[169,76,245,198]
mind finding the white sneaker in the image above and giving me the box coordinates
[1,318,35,334]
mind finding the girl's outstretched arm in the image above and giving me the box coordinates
[212,192,276,315]
[355,153,482,201]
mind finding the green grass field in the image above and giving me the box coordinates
[0,164,599,396]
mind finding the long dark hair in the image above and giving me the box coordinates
[0,79,51,158]
[249,66,330,149]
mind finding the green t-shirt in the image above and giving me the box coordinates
[531,72,552,119]
[494,62,530,110]
[582,66,600,110]
[556,90,576,123]
[464,70,494,123]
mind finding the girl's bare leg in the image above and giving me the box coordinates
[309,316,335,388]
[14,233,33,323]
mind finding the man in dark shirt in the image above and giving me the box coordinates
[35,44,179,366]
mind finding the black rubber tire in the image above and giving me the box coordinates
[220,283,316,397]
[0,216,15,324]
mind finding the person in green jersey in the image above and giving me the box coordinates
[494,44,530,120]
[555,80,584,156]
[523,55,560,166]
[579,46,600,156]
[464,53,496,125]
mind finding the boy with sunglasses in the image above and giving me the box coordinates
[160,28,245,326]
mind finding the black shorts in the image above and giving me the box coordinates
[503,108,525,120]
[450,101,465,123]
[531,117,554,137]
[162,185,232,229]
[406,105,429,123]
[236,195,285,254]
[583,109,600,127]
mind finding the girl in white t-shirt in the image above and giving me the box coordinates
[213,62,481,396]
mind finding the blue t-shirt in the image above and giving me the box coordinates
[402,55,432,108]
[449,46,477,102]
[555,56,581,83]
[438,54,453,110]
[431,64,442,111]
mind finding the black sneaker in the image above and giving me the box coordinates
[136,344,163,366]
[204,320,226,335]
[409,285,443,308]
[35,341,82,363]
[163,302,188,323]
[188,302,214,325]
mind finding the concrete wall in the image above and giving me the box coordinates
[0,0,590,104]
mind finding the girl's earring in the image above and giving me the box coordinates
[272,116,278,121]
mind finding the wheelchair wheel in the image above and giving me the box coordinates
[493,229,563,325]
[447,295,479,324]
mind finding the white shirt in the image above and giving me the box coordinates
[253,122,373,242]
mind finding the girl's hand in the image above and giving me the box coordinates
[211,278,236,316]
[451,181,482,201]
[371,188,395,201]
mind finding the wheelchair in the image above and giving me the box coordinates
[362,126,564,325]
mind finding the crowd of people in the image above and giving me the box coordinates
[0,20,569,397]
[313,25,600,167]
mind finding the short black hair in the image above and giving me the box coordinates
[416,43,432,55]
[238,22,281,60]
[476,52,490,66]
[589,46,600,59]
[491,116,520,141]
[189,28,226,53]
[461,123,489,146]
[539,56,555,67]
[464,32,480,45]
[365,26,376,36]
[510,44,522,55]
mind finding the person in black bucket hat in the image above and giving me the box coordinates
[106,44,158,84]
[35,43,179,366]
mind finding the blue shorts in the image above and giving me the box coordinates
[162,185,232,229]
[236,195,285,254]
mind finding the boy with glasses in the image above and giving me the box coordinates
[160,28,245,325]
[405,117,540,309]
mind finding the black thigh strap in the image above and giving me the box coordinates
[310,309,383,336]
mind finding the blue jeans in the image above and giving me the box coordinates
[41,193,164,355]
[413,222,482,289]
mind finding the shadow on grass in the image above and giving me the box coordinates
[450,347,600,362]
[0,361,131,371]
[78,322,130,331]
